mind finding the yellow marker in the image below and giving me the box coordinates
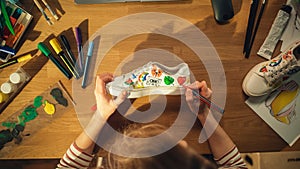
[44,100,55,115]
[49,38,80,79]
[0,54,32,69]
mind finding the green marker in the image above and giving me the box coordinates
[0,1,15,36]
[37,42,72,79]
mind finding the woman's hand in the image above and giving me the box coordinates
[185,81,212,116]
[94,73,127,120]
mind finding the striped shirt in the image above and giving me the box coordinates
[216,146,248,169]
[57,144,247,169]
[56,142,94,169]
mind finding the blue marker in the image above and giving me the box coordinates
[81,41,94,88]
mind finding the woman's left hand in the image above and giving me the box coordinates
[94,73,127,120]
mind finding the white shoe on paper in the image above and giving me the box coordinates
[242,41,300,97]
[107,62,191,98]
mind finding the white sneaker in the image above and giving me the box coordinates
[107,62,190,98]
[242,41,300,96]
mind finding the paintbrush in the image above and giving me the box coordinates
[183,85,225,114]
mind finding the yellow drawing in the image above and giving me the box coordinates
[265,81,299,124]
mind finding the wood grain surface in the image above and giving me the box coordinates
[0,0,299,159]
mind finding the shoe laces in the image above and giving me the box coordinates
[264,57,298,85]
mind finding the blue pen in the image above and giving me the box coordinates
[81,41,94,88]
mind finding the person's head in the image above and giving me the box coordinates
[107,123,217,169]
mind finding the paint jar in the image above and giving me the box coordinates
[10,72,26,84]
[1,82,17,94]
[0,92,8,103]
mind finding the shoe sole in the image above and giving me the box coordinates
[109,85,186,98]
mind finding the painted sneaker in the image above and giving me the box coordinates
[107,62,190,98]
[242,41,300,96]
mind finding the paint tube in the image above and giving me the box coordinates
[257,5,292,60]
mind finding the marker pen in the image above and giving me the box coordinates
[81,41,94,88]
[59,35,76,65]
[75,27,84,74]
[37,42,72,79]
[49,38,80,79]
[0,54,32,69]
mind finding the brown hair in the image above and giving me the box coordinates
[106,123,217,169]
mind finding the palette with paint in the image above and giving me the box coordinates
[0,82,71,157]
[0,1,33,62]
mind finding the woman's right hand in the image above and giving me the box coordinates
[185,81,212,117]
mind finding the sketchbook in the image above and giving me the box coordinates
[245,72,300,146]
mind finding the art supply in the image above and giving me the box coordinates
[43,100,55,115]
[280,0,300,52]
[41,0,59,20]
[59,35,76,65]
[0,46,16,55]
[49,38,80,79]
[0,82,72,155]
[257,5,292,60]
[33,0,52,25]
[183,85,225,114]
[0,68,31,113]
[58,80,76,106]
[245,0,267,58]
[0,54,32,69]
[37,42,72,79]
[1,82,17,94]
[75,27,84,73]
[243,0,259,57]
[211,0,234,23]
[50,88,68,107]
[5,23,25,48]
[10,72,26,84]
[82,41,94,88]
[0,0,15,36]
[0,2,33,62]
[0,92,9,104]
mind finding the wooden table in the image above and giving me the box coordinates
[0,0,299,159]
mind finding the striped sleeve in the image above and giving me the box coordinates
[215,146,248,169]
[56,142,94,169]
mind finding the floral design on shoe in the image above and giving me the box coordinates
[242,41,300,96]
[107,62,190,98]
[262,50,299,86]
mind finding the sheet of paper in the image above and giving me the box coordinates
[245,72,300,147]
[281,0,300,51]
